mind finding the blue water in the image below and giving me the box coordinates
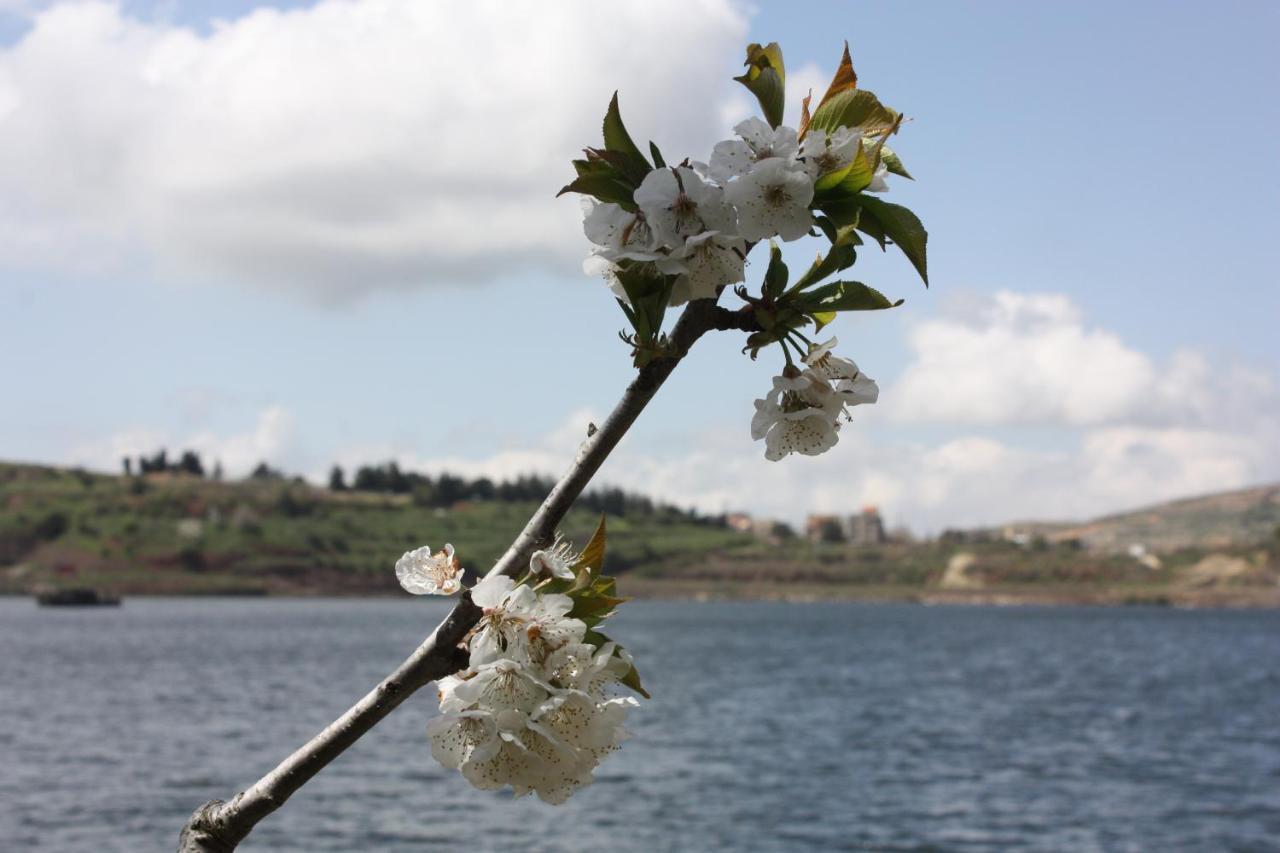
[1,598,1278,852]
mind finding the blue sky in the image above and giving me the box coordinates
[1,1,1277,531]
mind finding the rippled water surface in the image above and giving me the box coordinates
[2,598,1278,851]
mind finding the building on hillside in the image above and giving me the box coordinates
[806,514,845,543]
[752,518,795,544]
[727,512,796,545]
[846,506,886,546]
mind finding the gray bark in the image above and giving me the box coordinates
[178,301,757,851]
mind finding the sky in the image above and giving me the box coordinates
[1,0,1277,533]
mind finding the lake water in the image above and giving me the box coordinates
[1,598,1277,852]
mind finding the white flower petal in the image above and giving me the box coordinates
[634,166,737,247]
[427,711,497,770]
[471,573,515,609]
[723,157,814,243]
[837,374,880,405]
[396,544,465,596]
[763,413,840,461]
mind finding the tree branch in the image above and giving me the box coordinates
[177,299,760,852]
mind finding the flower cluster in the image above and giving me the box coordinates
[751,337,879,461]
[398,525,643,804]
[581,114,893,308]
[565,43,927,456]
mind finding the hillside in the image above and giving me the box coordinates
[2,462,1277,605]
[0,462,746,596]
[1026,483,1280,554]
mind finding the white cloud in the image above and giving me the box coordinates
[312,408,1275,534]
[52,291,1280,533]
[888,290,1280,429]
[66,404,300,476]
[890,291,1153,424]
[322,290,1280,532]
[0,0,749,298]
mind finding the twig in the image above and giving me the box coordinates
[177,301,759,852]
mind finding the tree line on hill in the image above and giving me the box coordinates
[126,449,221,480]
[329,462,721,524]
[121,450,722,525]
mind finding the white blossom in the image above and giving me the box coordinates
[395,543,464,596]
[633,166,737,249]
[723,157,815,242]
[529,538,580,581]
[428,537,640,803]
[545,641,632,700]
[762,407,840,461]
[444,658,553,714]
[581,199,663,263]
[865,157,889,193]
[469,574,586,669]
[453,706,582,801]
[802,337,861,382]
[804,338,880,406]
[707,117,800,182]
[526,691,635,801]
[750,370,843,461]
[837,373,880,404]
[426,709,501,771]
[665,230,747,305]
[798,127,861,181]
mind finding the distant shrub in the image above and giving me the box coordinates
[276,490,315,518]
[177,546,205,571]
[33,511,69,541]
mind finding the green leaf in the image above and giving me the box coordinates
[602,92,651,183]
[812,140,875,199]
[791,230,858,291]
[616,298,638,329]
[808,88,899,137]
[615,264,668,327]
[811,310,837,332]
[569,586,627,627]
[734,42,786,129]
[620,663,650,700]
[571,515,608,586]
[799,280,902,313]
[762,241,789,299]
[813,196,927,284]
[649,140,666,169]
[855,195,929,285]
[614,263,675,366]
[584,147,646,183]
[879,144,912,180]
[814,213,856,244]
[801,42,858,138]
[581,629,650,700]
[556,174,637,209]
[853,205,887,248]
[557,156,638,210]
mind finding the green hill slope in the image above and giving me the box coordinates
[3,462,1277,605]
[0,462,747,595]
[1035,483,1280,553]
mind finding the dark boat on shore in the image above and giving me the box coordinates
[35,588,122,607]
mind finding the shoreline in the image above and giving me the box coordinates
[7,580,1279,609]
